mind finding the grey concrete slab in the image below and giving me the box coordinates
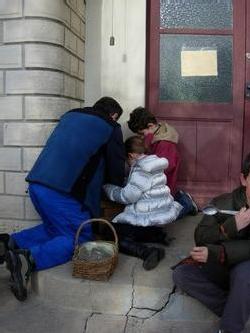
[156,292,218,321]
[133,285,170,311]
[125,316,219,333]
[89,281,132,315]
[0,266,21,308]
[32,263,92,309]
[166,214,202,250]
[138,319,219,333]
[32,253,136,314]
[131,216,201,311]
[5,214,250,333]
[30,214,205,317]
[0,301,88,333]
[128,308,156,319]
[0,266,90,333]
[125,317,144,333]
[86,314,126,333]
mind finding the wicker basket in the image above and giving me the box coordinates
[72,218,118,281]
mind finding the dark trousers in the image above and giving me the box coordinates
[173,261,250,333]
[102,223,165,259]
[113,223,165,243]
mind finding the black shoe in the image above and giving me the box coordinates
[0,233,10,264]
[5,249,32,301]
[119,239,165,270]
[143,247,165,271]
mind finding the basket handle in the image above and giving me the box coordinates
[74,218,118,248]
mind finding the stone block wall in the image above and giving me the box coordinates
[0,0,85,233]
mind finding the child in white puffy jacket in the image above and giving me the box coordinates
[104,136,183,270]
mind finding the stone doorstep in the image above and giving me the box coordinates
[32,215,201,315]
[31,256,250,332]
[30,256,217,320]
[32,255,170,315]
[86,314,219,333]
[31,215,222,322]
[2,213,250,332]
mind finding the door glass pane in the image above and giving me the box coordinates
[160,0,233,29]
[160,35,232,103]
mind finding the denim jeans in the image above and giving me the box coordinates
[175,190,195,218]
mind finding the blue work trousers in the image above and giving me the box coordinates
[12,183,92,270]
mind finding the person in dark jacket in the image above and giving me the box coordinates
[173,153,250,333]
[0,96,125,301]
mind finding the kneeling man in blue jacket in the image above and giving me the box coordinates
[0,97,125,301]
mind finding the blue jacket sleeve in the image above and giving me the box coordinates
[104,125,125,186]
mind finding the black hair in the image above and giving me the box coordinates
[242,153,250,178]
[127,107,157,133]
[93,97,123,120]
[124,135,146,157]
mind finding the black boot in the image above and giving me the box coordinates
[5,249,34,301]
[142,247,165,270]
[0,233,10,264]
[119,239,165,270]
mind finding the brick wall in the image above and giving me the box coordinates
[0,0,85,233]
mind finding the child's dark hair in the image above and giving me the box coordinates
[93,96,123,119]
[125,136,146,157]
[127,107,157,133]
[241,153,250,178]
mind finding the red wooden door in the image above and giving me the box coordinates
[147,0,246,206]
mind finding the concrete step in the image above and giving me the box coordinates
[1,263,219,333]
[2,215,250,332]
[31,259,220,332]
[30,215,220,332]
[32,216,199,315]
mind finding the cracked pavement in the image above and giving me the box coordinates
[0,215,234,332]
